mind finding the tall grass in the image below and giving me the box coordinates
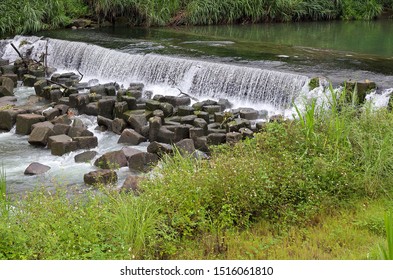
[380,211,393,259]
[0,166,8,218]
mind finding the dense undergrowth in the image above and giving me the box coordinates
[1,87,393,259]
[1,0,393,36]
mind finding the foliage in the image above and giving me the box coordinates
[380,211,393,260]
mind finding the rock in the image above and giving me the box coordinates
[97,115,113,131]
[226,132,242,145]
[33,80,48,97]
[15,114,45,135]
[0,77,14,97]
[147,141,173,156]
[24,162,51,176]
[74,151,98,163]
[149,116,162,142]
[175,139,195,155]
[164,96,191,107]
[69,94,89,113]
[42,108,60,121]
[180,115,197,125]
[193,118,208,133]
[239,108,259,120]
[128,152,159,172]
[145,100,162,111]
[120,175,142,195]
[23,74,37,87]
[51,114,72,125]
[174,124,192,142]
[121,96,137,110]
[51,140,79,156]
[118,129,146,145]
[52,124,71,135]
[48,134,73,149]
[194,136,209,153]
[177,106,194,116]
[157,127,175,144]
[85,102,98,116]
[218,98,233,110]
[112,118,127,135]
[239,127,254,139]
[189,127,205,140]
[0,108,24,131]
[226,118,251,132]
[98,98,115,119]
[49,89,63,103]
[122,147,144,161]
[127,114,147,134]
[345,80,377,104]
[203,105,221,114]
[28,126,55,146]
[269,115,284,123]
[256,122,267,131]
[159,102,174,117]
[73,136,98,149]
[31,121,54,130]
[113,101,128,119]
[207,133,227,145]
[195,111,210,123]
[94,150,128,169]
[84,169,118,186]
[2,74,17,84]
[0,65,15,75]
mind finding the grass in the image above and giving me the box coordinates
[1,0,393,36]
[1,86,393,259]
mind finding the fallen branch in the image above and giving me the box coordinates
[46,79,69,90]
[176,87,199,102]
[10,43,28,68]
[77,70,84,82]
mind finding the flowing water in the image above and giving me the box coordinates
[1,20,393,193]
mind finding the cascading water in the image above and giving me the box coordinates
[1,36,309,109]
[0,35,311,193]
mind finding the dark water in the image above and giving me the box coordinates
[39,20,393,89]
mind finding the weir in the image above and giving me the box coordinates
[1,36,309,109]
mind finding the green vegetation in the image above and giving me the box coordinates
[1,0,393,36]
[1,86,393,259]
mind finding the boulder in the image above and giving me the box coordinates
[112,118,127,135]
[226,118,251,132]
[147,141,173,156]
[51,114,72,125]
[177,105,194,116]
[98,98,115,119]
[33,80,48,97]
[145,100,162,111]
[175,139,196,155]
[114,101,128,119]
[180,115,197,125]
[226,132,242,145]
[120,175,143,195]
[157,127,176,144]
[194,136,209,153]
[52,124,71,135]
[84,169,118,186]
[31,121,54,130]
[118,129,146,145]
[15,114,45,135]
[74,151,98,163]
[122,147,144,161]
[174,124,192,142]
[128,152,159,173]
[94,150,128,169]
[28,126,55,146]
[0,108,24,131]
[42,108,60,121]
[73,136,98,149]
[127,114,147,133]
[163,96,191,107]
[85,102,98,116]
[207,133,227,145]
[149,116,162,142]
[0,77,15,97]
[24,162,51,176]
[203,105,221,114]
[345,80,377,104]
[239,108,259,120]
[239,127,254,139]
[189,127,205,140]
[51,140,79,156]
[97,115,113,131]
[48,134,73,149]
[159,102,174,117]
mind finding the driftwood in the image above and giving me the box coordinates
[176,87,199,102]
[10,43,28,68]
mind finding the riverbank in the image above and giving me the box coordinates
[1,0,393,36]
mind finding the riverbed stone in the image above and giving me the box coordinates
[180,115,197,125]
[0,77,14,97]
[85,102,98,116]
[51,114,72,125]
[94,150,128,169]
[120,175,142,195]
[49,89,63,103]
[97,115,113,131]
[15,113,45,135]
[189,127,205,140]
[98,98,116,119]
[118,128,146,145]
[145,99,162,112]
[240,108,259,120]
[203,105,221,114]
[226,132,242,145]
[48,134,73,149]
[159,102,174,117]
[226,118,251,132]
[42,108,60,121]
[52,124,70,135]
[207,133,227,145]
[31,121,54,130]
[194,136,209,153]
[28,126,55,146]
[33,80,48,97]
[122,147,144,161]
[147,141,173,156]
[128,152,158,173]
[73,136,98,149]
[239,127,254,139]
[74,150,98,163]
[149,116,162,142]
[177,105,194,116]
[84,169,118,186]
[24,162,51,176]
[157,127,176,144]
[0,108,24,131]
[163,96,191,107]
[175,138,195,156]
[112,118,127,135]
[51,140,79,156]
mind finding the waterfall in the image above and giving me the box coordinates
[1,36,310,109]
